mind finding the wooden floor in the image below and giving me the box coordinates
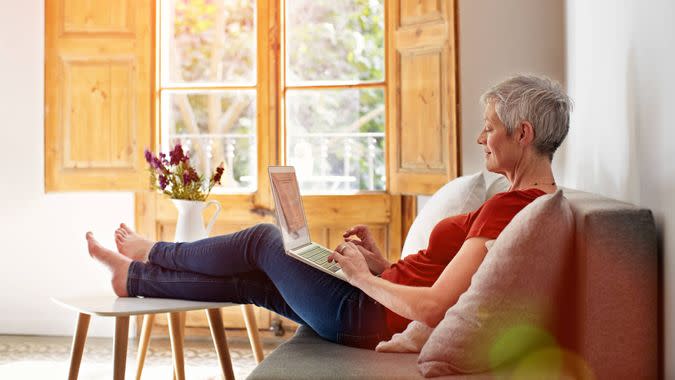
[0,332,286,379]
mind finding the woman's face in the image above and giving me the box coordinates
[476,102,522,175]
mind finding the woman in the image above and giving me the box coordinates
[87,74,572,349]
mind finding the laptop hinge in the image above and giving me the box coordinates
[290,242,313,252]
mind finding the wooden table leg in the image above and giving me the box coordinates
[135,314,155,380]
[206,308,235,380]
[68,313,90,380]
[171,312,187,380]
[168,312,186,380]
[113,316,130,380]
[241,304,264,363]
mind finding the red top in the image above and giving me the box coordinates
[380,188,546,334]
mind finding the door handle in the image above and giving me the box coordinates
[250,205,275,217]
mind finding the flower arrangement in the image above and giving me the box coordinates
[144,143,224,201]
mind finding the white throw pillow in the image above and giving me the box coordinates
[486,175,510,199]
[417,190,574,377]
[375,320,434,353]
[401,172,486,258]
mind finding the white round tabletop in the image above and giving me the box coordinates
[51,295,236,316]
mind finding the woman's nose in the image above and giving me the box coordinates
[477,131,486,145]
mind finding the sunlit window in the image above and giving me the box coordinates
[285,0,386,193]
[158,0,385,194]
[159,0,257,193]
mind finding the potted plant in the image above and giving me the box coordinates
[144,143,224,242]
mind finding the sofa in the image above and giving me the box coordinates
[248,188,659,379]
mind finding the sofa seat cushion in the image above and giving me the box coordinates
[248,326,424,380]
[247,326,578,380]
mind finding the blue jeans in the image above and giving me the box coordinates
[127,223,392,349]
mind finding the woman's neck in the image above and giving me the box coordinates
[506,155,557,193]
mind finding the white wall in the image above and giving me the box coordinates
[458,0,566,177]
[564,0,674,376]
[0,0,135,337]
[419,0,566,210]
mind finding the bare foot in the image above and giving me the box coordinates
[86,232,131,297]
[114,223,155,262]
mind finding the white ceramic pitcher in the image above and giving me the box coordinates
[172,199,222,242]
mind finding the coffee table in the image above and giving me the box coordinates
[52,295,241,380]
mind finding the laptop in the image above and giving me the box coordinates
[268,166,348,281]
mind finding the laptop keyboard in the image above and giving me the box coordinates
[294,244,341,273]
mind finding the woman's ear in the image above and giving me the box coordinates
[517,121,535,146]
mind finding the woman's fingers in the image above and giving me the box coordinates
[328,241,362,266]
[329,241,351,263]
[342,226,359,237]
[328,250,340,263]
[344,238,364,246]
[343,224,368,238]
[343,241,359,254]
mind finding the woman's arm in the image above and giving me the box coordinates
[330,237,490,327]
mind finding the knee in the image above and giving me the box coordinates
[250,223,281,241]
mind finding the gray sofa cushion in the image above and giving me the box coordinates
[248,326,423,380]
[247,326,579,380]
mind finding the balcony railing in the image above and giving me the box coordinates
[287,132,385,193]
[168,131,385,194]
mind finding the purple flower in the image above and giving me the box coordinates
[151,157,161,169]
[144,149,153,164]
[169,144,187,165]
[158,174,168,190]
[159,152,169,166]
[191,167,200,182]
[182,166,200,185]
[213,164,224,184]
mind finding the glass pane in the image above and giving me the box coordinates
[286,0,384,84]
[162,90,257,193]
[286,88,385,194]
[163,0,256,84]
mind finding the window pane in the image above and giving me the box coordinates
[163,0,256,85]
[162,90,257,193]
[286,88,385,193]
[286,0,384,84]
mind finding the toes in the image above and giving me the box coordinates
[121,223,133,233]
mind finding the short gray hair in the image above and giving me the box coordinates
[480,74,572,160]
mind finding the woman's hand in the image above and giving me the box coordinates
[327,241,372,287]
[343,225,382,255]
[342,225,389,275]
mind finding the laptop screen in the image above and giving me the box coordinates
[269,167,311,251]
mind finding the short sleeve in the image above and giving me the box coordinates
[466,192,536,240]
